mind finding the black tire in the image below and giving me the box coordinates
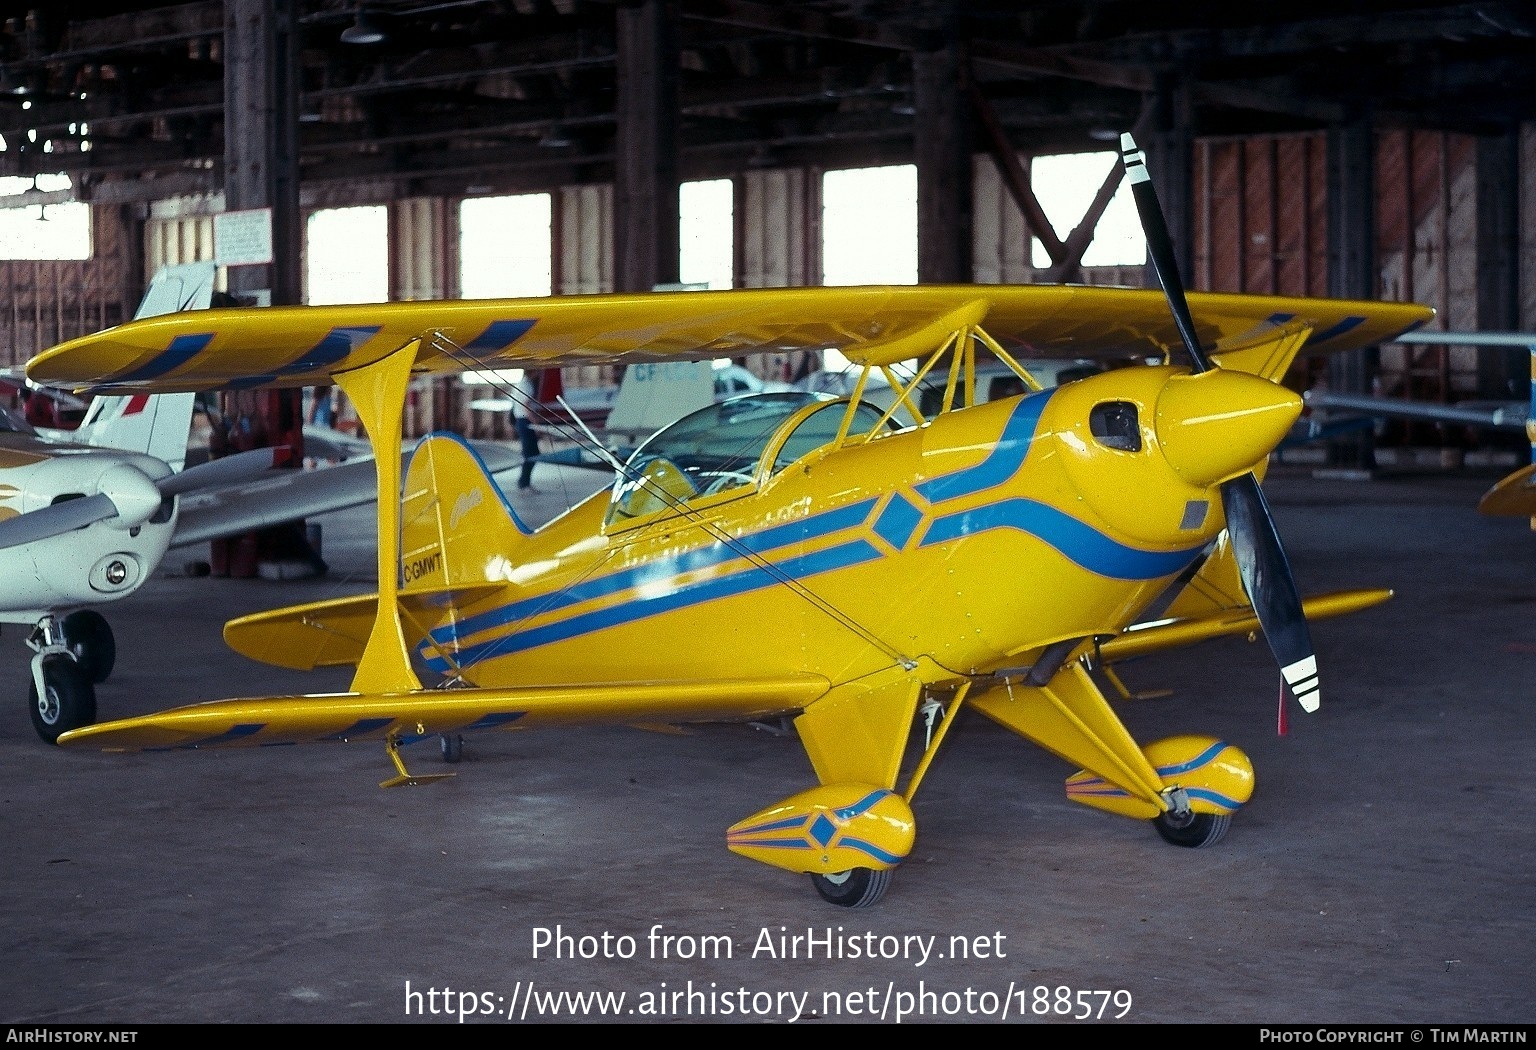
[440,733,463,764]
[62,610,116,684]
[810,867,892,908]
[1153,809,1231,849]
[28,659,97,745]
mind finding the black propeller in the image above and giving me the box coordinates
[0,446,290,552]
[1121,133,1320,712]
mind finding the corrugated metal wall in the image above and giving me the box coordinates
[8,129,1532,441]
[1191,130,1518,412]
[0,206,137,369]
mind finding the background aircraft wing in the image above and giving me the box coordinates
[28,286,1434,395]
[1478,463,1536,517]
[55,674,830,752]
[170,440,521,548]
[1303,389,1528,432]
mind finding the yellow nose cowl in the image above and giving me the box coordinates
[1156,370,1302,488]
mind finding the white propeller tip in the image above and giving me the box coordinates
[1282,656,1320,713]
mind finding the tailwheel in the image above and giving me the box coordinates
[1153,809,1232,849]
[810,867,892,908]
[62,610,116,684]
[29,657,97,745]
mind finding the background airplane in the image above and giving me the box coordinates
[1301,329,1536,518]
[0,263,520,745]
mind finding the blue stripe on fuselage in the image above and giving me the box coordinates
[426,496,880,650]
[912,390,1051,504]
[425,539,881,671]
[921,498,1203,579]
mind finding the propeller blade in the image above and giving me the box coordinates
[1220,474,1320,712]
[157,446,290,497]
[0,493,118,550]
[1120,133,1211,374]
[1122,131,1321,712]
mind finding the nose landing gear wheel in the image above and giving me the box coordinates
[28,658,97,745]
[810,867,891,908]
[62,609,116,684]
[1153,809,1231,849]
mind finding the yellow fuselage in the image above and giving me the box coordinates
[413,365,1260,694]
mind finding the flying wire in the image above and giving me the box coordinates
[421,332,917,670]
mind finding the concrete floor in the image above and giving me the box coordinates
[1,459,1532,1024]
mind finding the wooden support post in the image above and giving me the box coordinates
[614,0,680,293]
[1327,113,1378,471]
[914,44,971,284]
[1476,130,1523,400]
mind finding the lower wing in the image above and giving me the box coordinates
[55,674,829,752]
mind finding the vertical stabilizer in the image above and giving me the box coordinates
[66,262,217,470]
[402,432,533,592]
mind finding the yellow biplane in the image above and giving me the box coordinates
[30,140,1431,907]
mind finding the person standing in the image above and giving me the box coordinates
[514,370,541,491]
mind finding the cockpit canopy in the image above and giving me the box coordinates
[606,391,893,527]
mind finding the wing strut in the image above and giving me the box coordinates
[333,338,424,695]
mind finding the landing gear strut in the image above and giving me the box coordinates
[25,613,105,744]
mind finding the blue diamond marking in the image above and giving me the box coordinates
[809,813,839,847]
[872,494,924,551]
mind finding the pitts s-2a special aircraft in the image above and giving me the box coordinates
[32,139,1432,907]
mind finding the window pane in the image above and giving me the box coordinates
[306,205,389,305]
[821,164,917,286]
[1028,152,1147,268]
[0,174,91,261]
[680,179,733,289]
[459,194,553,299]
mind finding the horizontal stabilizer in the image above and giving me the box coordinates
[222,586,504,670]
[56,674,830,752]
[1098,588,1392,664]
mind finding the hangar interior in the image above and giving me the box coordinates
[2,1,1535,457]
[4,4,1536,1026]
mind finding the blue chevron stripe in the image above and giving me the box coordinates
[110,332,215,384]
[230,325,382,389]
[921,498,1203,580]
[913,390,1051,503]
[426,497,879,651]
[463,319,537,358]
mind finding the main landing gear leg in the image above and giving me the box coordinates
[26,614,98,745]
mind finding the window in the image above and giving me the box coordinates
[821,164,918,287]
[305,205,388,305]
[459,193,553,299]
[820,164,918,369]
[0,174,91,260]
[680,179,733,290]
[1029,152,1146,268]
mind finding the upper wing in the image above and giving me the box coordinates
[54,675,829,752]
[28,285,1434,394]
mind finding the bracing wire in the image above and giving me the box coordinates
[419,332,918,671]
